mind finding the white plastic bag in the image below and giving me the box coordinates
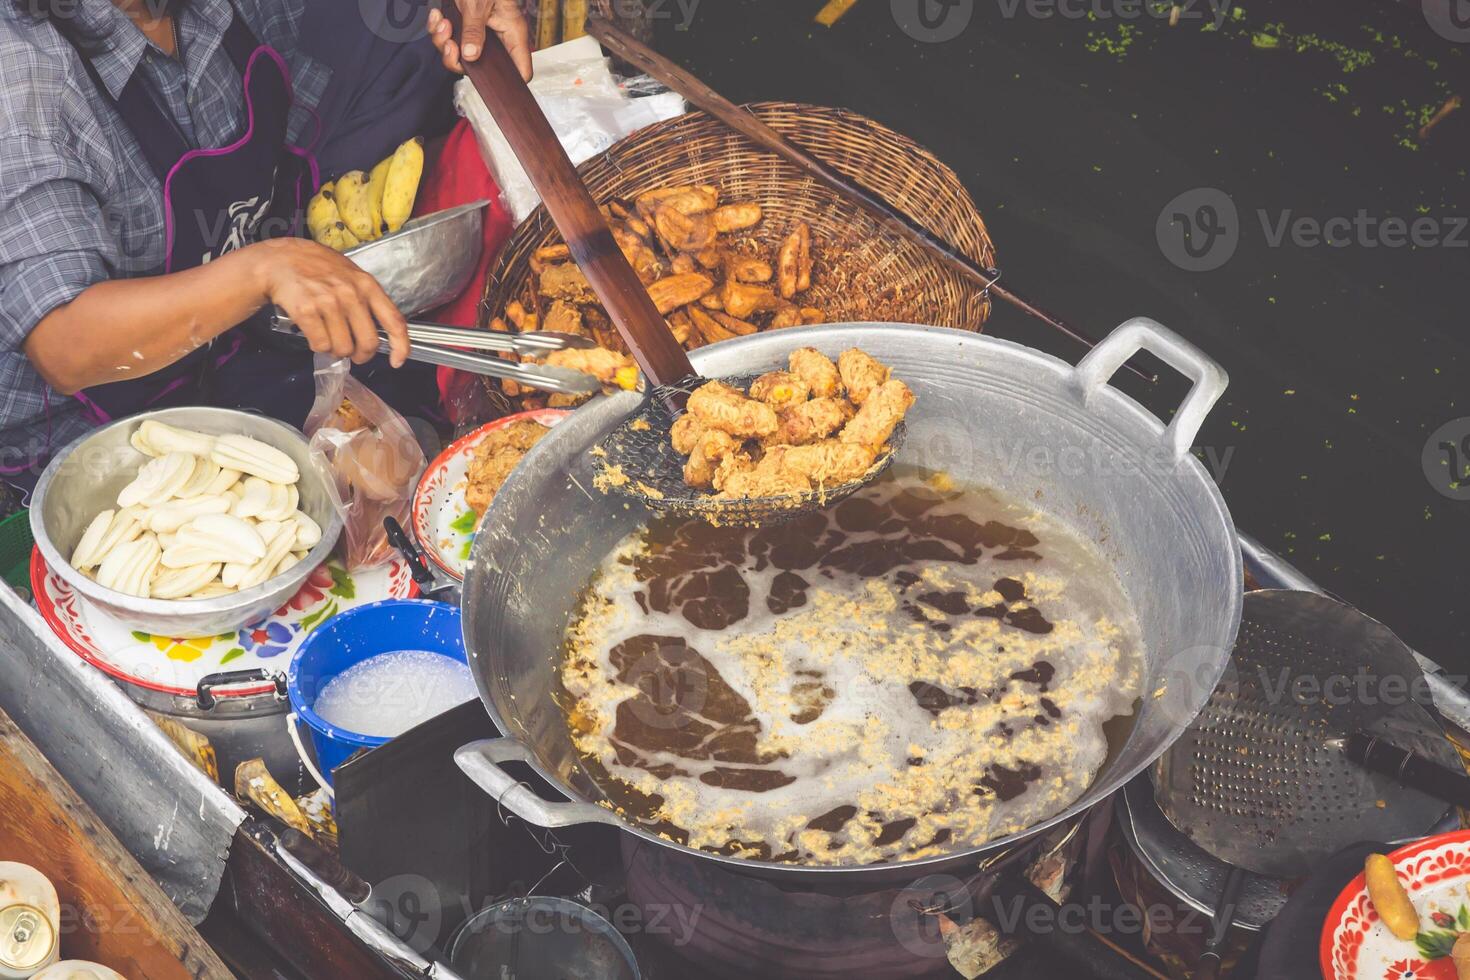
[304,357,426,570]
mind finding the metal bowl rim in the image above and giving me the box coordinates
[344,199,490,263]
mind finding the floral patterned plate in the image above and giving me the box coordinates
[411,409,569,581]
[31,548,416,699]
[1321,829,1470,980]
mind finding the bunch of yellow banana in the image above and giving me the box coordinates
[305,136,425,252]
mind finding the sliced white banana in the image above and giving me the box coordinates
[157,530,179,550]
[231,477,275,520]
[72,508,145,572]
[162,543,230,569]
[70,509,116,570]
[146,494,231,534]
[137,420,215,458]
[97,535,160,598]
[129,428,162,458]
[237,523,298,590]
[221,561,250,589]
[117,451,196,508]
[179,514,266,563]
[174,458,221,499]
[274,552,301,576]
[257,482,296,522]
[151,562,222,600]
[190,582,237,599]
[211,434,299,486]
[205,467,242,496]
[292,510,322,550]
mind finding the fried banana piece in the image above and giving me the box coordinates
[671,252,698,275]
[667,310,695,348]
[687,380,779,438]
[683,444,715,489]
[788,347,842,399]
[647,273,715,314]
[698,427,741,462]
[749,371,811,412]
[688,306,737,345]
[770,304,804,329]
[543,300,584,336]
[539,263,595,302]
[671,414,704,455]
[545,346,636,385]
[782,440,879,485]
[727,255,773,284]
[778,222,812,299]
[712,203,762,233]
[711,311,759,336]
[719,448,812,499]
[712,451,756,493]
[772,397,854,446]
[837,348,891,406]
[721,280,779,319]
[637,185,718,217]
[534,243,571,263]
[841,379,915,449]
[655,206,716,253]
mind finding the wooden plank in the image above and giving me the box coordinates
[0,712,230,979]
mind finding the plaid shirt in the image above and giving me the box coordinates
[0,0,328,470]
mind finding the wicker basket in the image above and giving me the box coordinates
[481,101,995,355]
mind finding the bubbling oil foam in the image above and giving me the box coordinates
[561,470,1144,865]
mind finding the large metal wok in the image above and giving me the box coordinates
[456,318,1243,880]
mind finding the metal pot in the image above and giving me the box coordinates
[121,668,299,789]
[456,319,1244,880]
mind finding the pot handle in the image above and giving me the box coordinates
[1073,317,1228,459]
[454,738,626,830]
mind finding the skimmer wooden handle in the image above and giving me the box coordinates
[443,6,693,387]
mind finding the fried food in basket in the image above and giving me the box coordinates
[838,348,891,406]
[486,181,831,409]
[465,420,552,517]
[669,348,912,500]
[687,381,779,439]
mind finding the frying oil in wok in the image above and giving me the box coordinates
[560,468,1144,865]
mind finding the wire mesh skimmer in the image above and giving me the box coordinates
[1152,589,1458,978]
[597,373,905,526]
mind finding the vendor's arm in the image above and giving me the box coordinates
[426,0,533,80]
[22,238,411,395]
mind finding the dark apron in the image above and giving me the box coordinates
[66,9,440,433]
[73,12,315,424]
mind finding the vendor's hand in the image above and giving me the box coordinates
[247,239,410,368]
[427,1,533,81]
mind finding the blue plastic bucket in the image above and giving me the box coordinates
[287,599,468,790]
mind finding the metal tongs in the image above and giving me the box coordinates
[269,313,603,396]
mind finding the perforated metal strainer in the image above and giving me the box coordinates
[1151,589,1457,977]
[1153,589,1455,879]
[597,373,905,527]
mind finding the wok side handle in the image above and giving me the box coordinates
[1073,317,1229,459]
[454,738,626,830]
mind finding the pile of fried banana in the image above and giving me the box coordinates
[672,348,914,499]
[491,183,830,408]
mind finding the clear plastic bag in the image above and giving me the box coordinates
[304,356,426,570]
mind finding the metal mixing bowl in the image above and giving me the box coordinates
[346,200,489,316]
[31,408,344,638]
